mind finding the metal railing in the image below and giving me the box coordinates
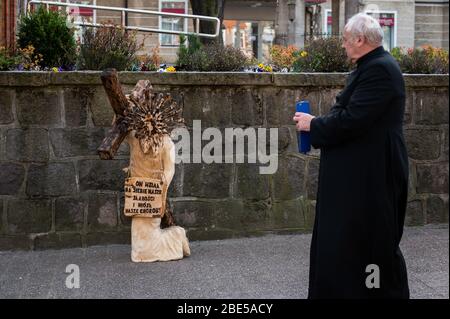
[27,0,221,38]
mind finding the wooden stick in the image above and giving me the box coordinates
[129,80,153,108]
[97,68,130,160]
[100,68,129,116]
[97,116,129,160]
[97,72,155,160]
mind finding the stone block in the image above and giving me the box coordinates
[172,200,216,228]
[6,128,49,162]
[0,89,14,124]
[86,193,118,231]
[183,87,232,128]
[234,163,270,200]
[414,89,449,125]
[34,233,82,250]
[426,195,449,224]
[272,156,307,200]
[85,232,130,246]
[50,128,106,157]
[404,128,441,160]
[16,89,61,126]
[55,197,86,231]
[405,200,425,226]
[264,88,297,126]
[231,88,263,126]
[271,199,306,229]
[88,86,115,127]
[0,163,25,195]
[78,159,128,192]
[416,163,449,194]
[306,158,320,200]
[183,163,231,198]
[7,199,52,233]
[27,163,77,196]
[63,87,91,127]
[0,235,31,250]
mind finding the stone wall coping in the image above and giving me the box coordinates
[0,71,448,87]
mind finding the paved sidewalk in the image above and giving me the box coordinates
[0,224,448,299]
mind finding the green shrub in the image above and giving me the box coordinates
[190,44,249,71]
[138,46,161,71]
[390,47,403,62]
[0,46,17,71]
[176,34,202,70]
[77,23,143,71]
[0,45,45,71]
[17,6,77,69]
[391,46,449,74]
[269,45,298,71]
[177,35,249,71]
[292,37,350,72]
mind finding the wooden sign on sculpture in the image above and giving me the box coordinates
[124,177,165,217]
[97,69,190,262]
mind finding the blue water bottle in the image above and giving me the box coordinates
[296,100,311,154]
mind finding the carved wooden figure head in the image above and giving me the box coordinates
[123,80,184,157]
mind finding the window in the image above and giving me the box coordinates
[324,9,332,36]
[366,11,397,51]
[325,9,397,51]
[222,20,275,61]
[159,0,187,46]
[65,0,96,43]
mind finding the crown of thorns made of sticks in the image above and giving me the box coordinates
[123,89,184,154]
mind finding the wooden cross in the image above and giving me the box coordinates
[97,68,140,160]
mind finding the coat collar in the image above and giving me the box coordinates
[356,46,385,68]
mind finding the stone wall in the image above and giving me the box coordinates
[0,72,448,250]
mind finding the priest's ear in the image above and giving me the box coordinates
[354,35,366,48]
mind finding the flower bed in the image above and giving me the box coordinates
[0,7,448,74]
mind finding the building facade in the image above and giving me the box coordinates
[1,0,18,49]
[320,0,417,50]
[2,0,449,63]
[415,0,449,48]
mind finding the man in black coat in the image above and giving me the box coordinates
[293,13,410,299]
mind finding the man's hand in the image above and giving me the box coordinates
[293,112,315,132]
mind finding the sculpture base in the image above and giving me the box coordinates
[131,217,190,263]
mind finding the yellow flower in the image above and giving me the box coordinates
[264,65,273,72]
[258,63,264,69]
[166,66,176,72]
[52,67,59,73]
[300,51,308,58]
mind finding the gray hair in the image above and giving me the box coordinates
[344,13,384,46]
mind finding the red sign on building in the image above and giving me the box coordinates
[305,0,327,4]
[378,17,395,27]
[69,7,94,17]
[161,8,185,14]
[327,15,395,27]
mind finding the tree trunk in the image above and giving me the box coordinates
[331,0,340,36]
[189,0,226,45]
[345,0,360,24]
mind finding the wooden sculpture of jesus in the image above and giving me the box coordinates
[98,69,190,262]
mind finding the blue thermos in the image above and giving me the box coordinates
[296,100,311,154]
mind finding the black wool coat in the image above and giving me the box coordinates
[308,46,410,299]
